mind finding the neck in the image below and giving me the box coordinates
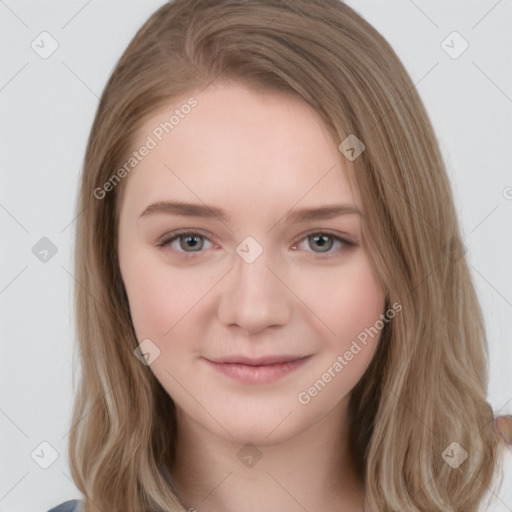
[169,397,364,512]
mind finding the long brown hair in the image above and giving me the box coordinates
[69,1,504,510]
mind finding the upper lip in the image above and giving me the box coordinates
[206,355,310,366]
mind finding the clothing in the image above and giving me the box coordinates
[48,499,81,512]
[47,465,175,512]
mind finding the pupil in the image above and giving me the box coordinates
[181,235,202,251]
[312,234,332,252]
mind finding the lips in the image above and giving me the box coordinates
[210,354,309,366]
[203,354,311,385]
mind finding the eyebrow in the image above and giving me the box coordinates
[138,200,363,223]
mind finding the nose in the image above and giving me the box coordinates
[217,248,292,336]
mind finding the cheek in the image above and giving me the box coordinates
[293,256,386,411]
[121,250,222,344]
[121,252,184,342]
[298,254,385,374]
[301,254,384,338]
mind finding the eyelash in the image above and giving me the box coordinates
[156,229,355,259]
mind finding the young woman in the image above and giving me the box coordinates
[49,0,510,511]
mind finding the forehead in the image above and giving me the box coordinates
[119,82,361,219]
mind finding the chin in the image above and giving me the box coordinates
[218,419,301,447]
[202,399,316,447]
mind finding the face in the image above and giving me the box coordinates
[117,82,386,446]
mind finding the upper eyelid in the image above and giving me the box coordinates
[157,229,213,247]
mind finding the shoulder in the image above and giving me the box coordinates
[48,499,82,512]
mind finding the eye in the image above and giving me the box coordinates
[157,230,214,253]
[156,229,355,258]
[292,231,354,255]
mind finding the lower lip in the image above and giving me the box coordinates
[204,357,310,385]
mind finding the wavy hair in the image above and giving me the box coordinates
[68,1,504,510]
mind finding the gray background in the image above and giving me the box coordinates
[0,1,511,510]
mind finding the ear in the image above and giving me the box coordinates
[494,415,512,447]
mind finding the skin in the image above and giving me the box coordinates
[117,82,387,512]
